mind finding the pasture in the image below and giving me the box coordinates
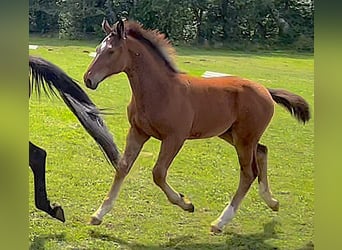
[29,36,314,249]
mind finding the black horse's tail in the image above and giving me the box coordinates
[29,55,120,169]
[267,88,311,124]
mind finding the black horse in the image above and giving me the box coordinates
[29,55,120,222]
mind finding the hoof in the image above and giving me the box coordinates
[179,193,195,212]
[271,201,280,212]
[210,225,222,234]
[89,216,102,225]
[185,203,195,213]
[51,203,65,222]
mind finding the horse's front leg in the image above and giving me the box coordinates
[29,141,65,222]
[89,127,150,225]
[152,137,194,212]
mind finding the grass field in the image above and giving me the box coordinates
[29,36,314,250]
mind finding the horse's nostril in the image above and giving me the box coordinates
[85,78,92,88]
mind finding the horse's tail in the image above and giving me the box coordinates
[29,55,120,169]
[267,88,311,124]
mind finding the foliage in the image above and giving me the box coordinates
[29,0,313,50]
[29,0,59,33]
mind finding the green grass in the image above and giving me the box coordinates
[29,37,314,249]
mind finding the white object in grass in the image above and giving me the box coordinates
[202,71,232,78]
[29,45,39,50]
[89,52,96,57]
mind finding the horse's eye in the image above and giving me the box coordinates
[108,50,114,55]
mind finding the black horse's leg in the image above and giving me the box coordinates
[29,141,65,222]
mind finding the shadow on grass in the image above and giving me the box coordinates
[89,219,313,250]
[30,233,66,250]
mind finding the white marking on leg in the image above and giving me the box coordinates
[211,204,236,230]
[91,175,124,221]
[164,185,182,204]
[258,181,278,208]
[259,182,269,200]
[91,198,114,221]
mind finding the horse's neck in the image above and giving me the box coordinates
[125,43,175,107]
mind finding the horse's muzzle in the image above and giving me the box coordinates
[84,78,95,89]
[84,72,97,90]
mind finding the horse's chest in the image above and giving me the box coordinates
[130,111,164,139]
[127,98,191,139]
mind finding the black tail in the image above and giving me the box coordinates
[29,55,120,168]
[267,88,311,124]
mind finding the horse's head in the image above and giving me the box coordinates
[84,19,129,90]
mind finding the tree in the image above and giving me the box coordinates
[134,0,194,43]
[29,0,313,50]
[29,0,59,33]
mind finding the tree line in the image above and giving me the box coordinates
[29,0,314,51]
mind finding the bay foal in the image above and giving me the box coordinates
[83,19,310,232]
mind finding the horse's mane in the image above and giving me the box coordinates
[125,21,179,73]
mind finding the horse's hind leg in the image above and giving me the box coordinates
[211,139,257,233]
[89,127,150,225]
[29,141,65,222]
[152,137,194,212]
[218,133,279,211]
[257,144,279,211]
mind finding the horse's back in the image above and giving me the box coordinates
[179,74,273,108]
[179,74,266,92]
[178,74,274,139]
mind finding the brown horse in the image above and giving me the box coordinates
[83,19,310,233]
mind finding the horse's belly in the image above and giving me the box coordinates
[188,129,229,139]
[188,119,234,139]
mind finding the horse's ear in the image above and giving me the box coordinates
[117,19,126,40]
[102,18,112,34]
